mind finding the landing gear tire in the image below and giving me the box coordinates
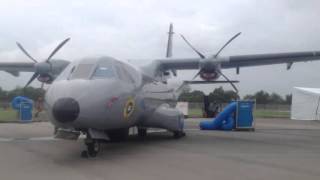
[106,128,129,142]
[138,128,147,138]
[173,131,186,139]
[81,140,100,158]
[53,126,58,135]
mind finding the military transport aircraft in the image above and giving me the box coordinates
[1,24,320,157]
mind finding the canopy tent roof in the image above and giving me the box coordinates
[294,87,320,95]
[291,87,320,120]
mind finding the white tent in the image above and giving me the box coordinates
[291,87,320,120]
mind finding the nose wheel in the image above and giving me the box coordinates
[81,139,101,158]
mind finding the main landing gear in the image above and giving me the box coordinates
[173,131,186,139]
[80,128,185,158]
[81,128,129,158]
[81,136,101,158]
[138,128,147,138]
[138,127,186,139]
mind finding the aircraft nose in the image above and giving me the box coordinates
[52,98,80,123]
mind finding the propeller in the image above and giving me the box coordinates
[16,42,38,63]
[214,32,241,58]
[45,38,70,62]
[25,72,40,87]
[180,34,206,59]
[217,71,238,93]
[192,70,202,80]
[180,33,241,92]
[16,38,70,88]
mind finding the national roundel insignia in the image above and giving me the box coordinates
[123,97,135,119]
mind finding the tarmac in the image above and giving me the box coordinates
[0,118,319,180]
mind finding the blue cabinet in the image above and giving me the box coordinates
[20,102,33,121]
[11,96,33,122]
[236,101,255,130]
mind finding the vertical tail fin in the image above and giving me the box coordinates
[166,23,177,76]
[166,23,174,58]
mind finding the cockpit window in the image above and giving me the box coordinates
[69,64,94,79]
[92,65,115,79]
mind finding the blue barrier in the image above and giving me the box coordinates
[199,101,255,131]
[199,102,237,130]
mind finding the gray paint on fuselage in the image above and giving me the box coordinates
[45,56,180,131]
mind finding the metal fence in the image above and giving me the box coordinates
[187,102,291,111]
[0,102,10,110]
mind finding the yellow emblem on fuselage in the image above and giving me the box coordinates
[123,97,135,119]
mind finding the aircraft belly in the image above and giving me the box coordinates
[140,105,184,132]
[141,82,177,110]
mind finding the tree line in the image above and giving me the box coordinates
[178,87,292,105]
[0,86,292,105]
[0,87,45,102]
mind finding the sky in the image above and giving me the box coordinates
[0,0,320,97]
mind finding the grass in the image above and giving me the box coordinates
[188,109,203,118]
[0,108,19,122]
[0,107,290,123]
[188,108,290,119]
[254,110,290,119]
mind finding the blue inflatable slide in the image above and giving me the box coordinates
[11,96,33,110]
[199,102,237,130]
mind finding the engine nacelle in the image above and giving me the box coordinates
[37,74,54,84]
[199,63,221,81]
[200,71,220,81]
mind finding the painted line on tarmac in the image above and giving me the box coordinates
[0,136,57,142]
[0,137,14,142]
[145,128,199,133]
[185,128,200,131]
[0,128,201,142]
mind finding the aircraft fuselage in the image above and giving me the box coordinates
[45,56,184,134]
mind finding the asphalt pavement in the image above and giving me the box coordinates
[0,118,319,180]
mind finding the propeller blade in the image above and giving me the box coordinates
[192,70,202,80]
[24,72,39,88]
[217,71,238,93]
[180,34,206,59]
[214,32,241,58]
[46,38,70,62]
[16,42,38,63]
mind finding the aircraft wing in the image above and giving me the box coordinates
[157,51,320,71]
[157,58,201,70]
[0,59,69,79]
[221,51,320,69]
[0,62,34,76]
